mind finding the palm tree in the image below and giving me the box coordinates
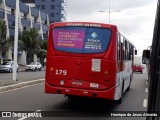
[37,40,48,67]
[0,20,12,62]
[19,28,40,64]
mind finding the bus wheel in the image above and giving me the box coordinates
[116,91,122,104]
[116,97,122,104]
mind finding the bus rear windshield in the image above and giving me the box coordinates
[52,27,112,53]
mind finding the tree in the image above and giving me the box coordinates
[0,20,12,61]
[19,28,40,64]
[37,40,48,67]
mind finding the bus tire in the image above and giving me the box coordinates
[116,97,122,104]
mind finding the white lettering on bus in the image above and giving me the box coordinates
[55,69,67,75]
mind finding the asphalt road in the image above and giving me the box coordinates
[0,71,45,81]
[0,69,149,120]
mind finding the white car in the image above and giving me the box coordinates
[25,62,42,71]
[0,61,19,73]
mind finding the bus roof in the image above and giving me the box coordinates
[50,22,117,29]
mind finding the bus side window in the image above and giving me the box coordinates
[123,38,125,60]
[130,45,133,60]
[127,41,129,60]
[125,39,128,60]
[117,33,121,62]
[128,43,132,60]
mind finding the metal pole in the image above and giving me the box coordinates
[13,0,19,81]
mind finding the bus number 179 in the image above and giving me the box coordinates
[55,69,67,75]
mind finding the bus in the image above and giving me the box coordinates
[45,22,135,103]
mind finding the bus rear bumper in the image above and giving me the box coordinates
[45,82,115,100]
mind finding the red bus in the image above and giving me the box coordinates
[45,22,135,103]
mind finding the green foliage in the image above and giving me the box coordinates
[19,28,48,64]
[0,20,3,35]
[19,28,39,53]
[19,28,40,63]
[37,40,48,67]
[0,20,12,59]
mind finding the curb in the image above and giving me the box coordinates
[0,79,45,92]
[19,68,45,72]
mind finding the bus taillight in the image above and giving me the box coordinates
[104,71,109,76]
[49,67,54,78]
[49,67,54,72]
[104,71,109,82]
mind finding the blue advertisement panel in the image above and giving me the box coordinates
[53,27,112,53]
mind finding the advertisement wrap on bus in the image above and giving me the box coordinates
[45,22,135,103]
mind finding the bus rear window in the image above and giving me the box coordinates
[52,27,111,53]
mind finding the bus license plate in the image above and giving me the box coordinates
[90,83,99,88]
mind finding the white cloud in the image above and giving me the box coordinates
[67,0,158,56]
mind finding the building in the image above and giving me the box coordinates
[0,0,49,65]
[21,0,35,3]
[21,0,35,7]
[22,0,67,23]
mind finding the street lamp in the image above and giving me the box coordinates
[99,10,120,23]
[99,0,120,23]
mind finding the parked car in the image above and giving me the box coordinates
[25,62,42,71]
[0,61,19,73]
[133,64,143,74]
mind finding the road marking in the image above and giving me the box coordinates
[143,99,148,108]
[0,79,44,89]
[0,82,44,94]
[146,82,148,85]
[145,88,148,93]
[0,80,44,94]
[18,110,42,120]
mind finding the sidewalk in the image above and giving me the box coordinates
[0,66,45,92]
